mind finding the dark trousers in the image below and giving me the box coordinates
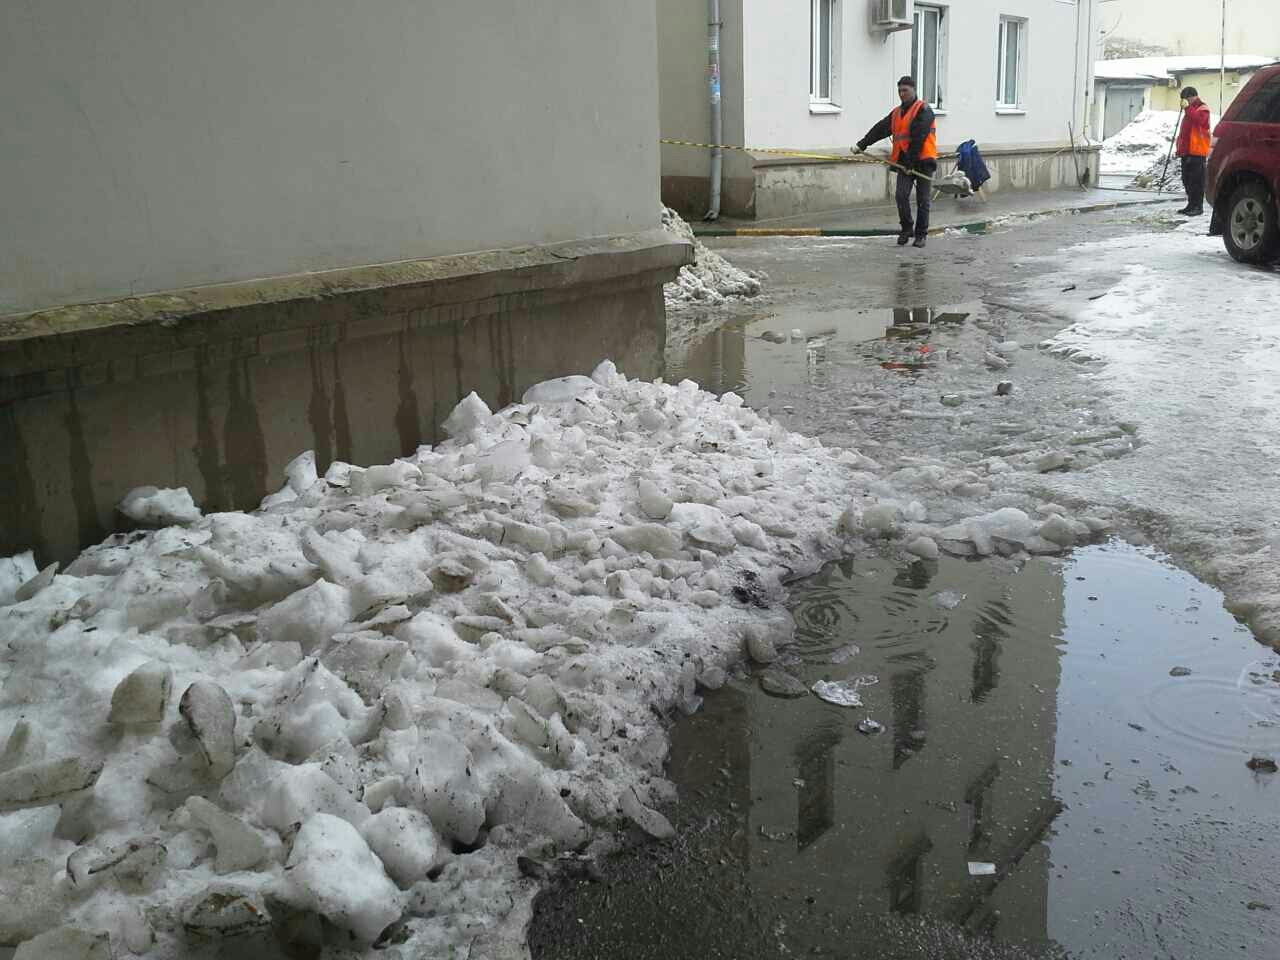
[895,171,931,238]
[1181,156,1206,211]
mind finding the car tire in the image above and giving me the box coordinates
[1222,181,1279,264]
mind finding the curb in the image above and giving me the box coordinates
[692,198,1171,238]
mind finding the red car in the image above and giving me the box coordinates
[1207,64,1280,263]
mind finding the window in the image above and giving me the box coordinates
[997,16,1026,109]
[912,5,946,110]
[811,0,840,107]
[1235,76,1280,123]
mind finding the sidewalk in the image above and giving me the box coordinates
[694,187,1176,237]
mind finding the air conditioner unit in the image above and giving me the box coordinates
[872,0,913,31]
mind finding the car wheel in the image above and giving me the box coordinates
[1222,181,1279,264]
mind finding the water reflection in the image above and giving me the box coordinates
[669,303,976,406]
[532,545,1280,960]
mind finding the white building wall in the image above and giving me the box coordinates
[0,0,661,316]
[741,0,1097,150]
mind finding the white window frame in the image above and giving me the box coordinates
[996,16,1028,111]
[912,4,947,112]
[810,0,842,113]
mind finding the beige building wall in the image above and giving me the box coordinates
[0,0,662,316]
[1149,68,1260,113]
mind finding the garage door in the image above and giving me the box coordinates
[1104,86,1148,140]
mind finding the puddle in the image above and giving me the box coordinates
[530,543,1280,959]
[668,304,977,410]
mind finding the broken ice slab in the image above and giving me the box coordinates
[0,756,104,812]
[967,862,997,877]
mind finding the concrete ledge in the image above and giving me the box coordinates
[1,230,690,388]
[0,231,691,561]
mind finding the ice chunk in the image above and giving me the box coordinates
[396,612,475,668]
[108,660,173,724]
[13,562,58,603]
[186,796,267,874]
[0,721,43,774]
[619,788,675,840]
[590,359,620,386]
[0,859,63,944]
[360,806,440,887]
[180,883,272,937]
[1038,515,1077,547]
[759,670,808,698]
[744,624,778,664]
[252,660,369,761]
[285,450,319,493]
[261,763,369,833]
[283,813,402,944]
[402,731,485,844]
[179,681,237,779]
[321,634,410,702]
[905,536,940,560]
[472,438,531,482]
[812,679,865,708]
[613,524,683,559]
[257,579,353,652]
[118,485,202,526]
[0,552,39,606]
[862,504,901,537]
[0,757,103,812]
[931,590,966,610]
[348,461,422,497]
[638,479,673,520]
[442,391,493,438]
[13,927,110,960]
[523,375,597,405]
[502,518,553,554]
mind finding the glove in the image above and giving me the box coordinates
[851,145,865,154]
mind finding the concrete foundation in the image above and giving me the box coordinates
[0,232,690,563]
[663,145,1103,220]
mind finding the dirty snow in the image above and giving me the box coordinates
[3,361,971,957]
[1101,110,1179,177]
[662,207,764,309]
[1019,220,1280,642]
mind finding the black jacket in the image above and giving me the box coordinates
[857,98,938,172]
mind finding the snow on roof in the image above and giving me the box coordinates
[1096,55,1278,82]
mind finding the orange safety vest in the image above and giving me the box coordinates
[1187,119,1211,158]
[891,99,938,164]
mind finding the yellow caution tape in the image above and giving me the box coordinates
[659,138,935,182]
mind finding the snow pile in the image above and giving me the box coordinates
[662,207,764,308]
[1100,110,1178,176]
[0,362,875,958]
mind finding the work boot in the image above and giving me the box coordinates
[1176,205,1194,215]
[897,232,911,246]
[912,236,927,249]
[1185,207,1204,216]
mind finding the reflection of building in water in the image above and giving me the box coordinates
[739,557,1066,946]
[674,318,748,397]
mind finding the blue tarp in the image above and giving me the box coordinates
[956,140,991,191]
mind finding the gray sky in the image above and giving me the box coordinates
[1100,0,1280,57]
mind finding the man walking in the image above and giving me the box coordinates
[854,76,938,248]
[1175,86,1211,216]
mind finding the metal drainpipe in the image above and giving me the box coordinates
[705,0,723,221]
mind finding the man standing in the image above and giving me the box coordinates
[854,76,938,248]
[1175,86,1211,216]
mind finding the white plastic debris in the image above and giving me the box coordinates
[812,679,866,708]
[968,861,998,877]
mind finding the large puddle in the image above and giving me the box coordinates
[530,544,1280,959]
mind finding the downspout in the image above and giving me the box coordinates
[705,0,723,221]
[1219,0,1227,116]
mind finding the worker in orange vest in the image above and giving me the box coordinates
[854,76,938,248]
[1175,85,1211,216]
